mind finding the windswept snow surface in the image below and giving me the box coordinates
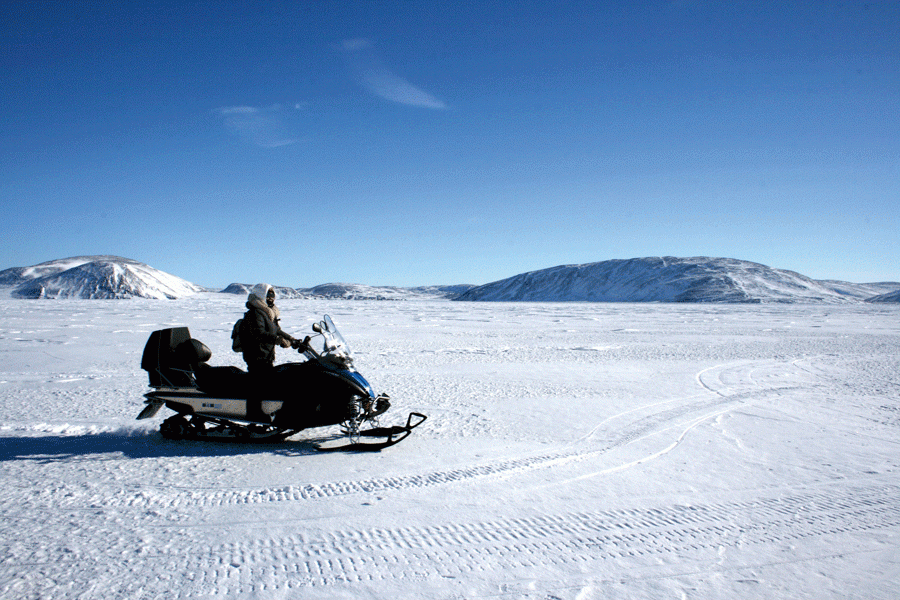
[1,294,899,599]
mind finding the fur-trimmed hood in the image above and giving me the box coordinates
[246,283,280,321]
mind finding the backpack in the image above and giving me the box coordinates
[231,318,243,352]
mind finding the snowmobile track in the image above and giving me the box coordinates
[3,302,900,600]
[7,361,800,517]
[3,483,898,598]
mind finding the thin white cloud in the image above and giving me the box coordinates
[342,38,372,52]
[217,106,259,115]
[215,105,301,148]
[341,38,447,110]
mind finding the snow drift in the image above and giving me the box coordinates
[0,256,203,299]
[454,257,887,303]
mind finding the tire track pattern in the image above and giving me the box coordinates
[3,484,898,598]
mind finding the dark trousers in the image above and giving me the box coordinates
[245,359,274,422]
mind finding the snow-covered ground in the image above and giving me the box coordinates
[1,294,898,599]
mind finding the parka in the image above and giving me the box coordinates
[239,284,291,369]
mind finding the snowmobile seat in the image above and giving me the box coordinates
[194,366,251,398]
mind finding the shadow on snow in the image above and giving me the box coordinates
[0,430,343,463]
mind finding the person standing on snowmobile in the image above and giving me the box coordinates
[239,283,297,374]
[239,283,302,423]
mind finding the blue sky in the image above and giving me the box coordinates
[2,1,897,288]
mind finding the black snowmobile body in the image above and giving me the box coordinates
[137,315,425,450]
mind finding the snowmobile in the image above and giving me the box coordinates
[137,314,426,451]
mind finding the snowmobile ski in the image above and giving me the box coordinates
[315,412,427,452]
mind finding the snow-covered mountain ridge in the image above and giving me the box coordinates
[0,257,475,301]
[2,255,897,302]
[455,257,900,303]
[0,256,204,299]
[222,282,475,301]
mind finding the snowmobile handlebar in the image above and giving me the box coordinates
[291,335,312,352]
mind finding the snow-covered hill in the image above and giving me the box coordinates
[454,257,878,303]
[301,283,474,300]
[867,288,900,303]
[221,282,475,301]
[817,280,900,300]
[220,283,308,299]
[3,255,893,303]
[0,256,203,299]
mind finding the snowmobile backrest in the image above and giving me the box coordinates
[141,327,203,387]
[175,339,212,365]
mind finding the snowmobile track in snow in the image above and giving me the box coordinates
[21,397,751,514]
[3,483,898,598]
[9,359,805,517]
[5,301,899,599]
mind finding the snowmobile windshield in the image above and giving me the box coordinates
[315,315,353,368]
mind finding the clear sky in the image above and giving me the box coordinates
[2,1,898,288]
